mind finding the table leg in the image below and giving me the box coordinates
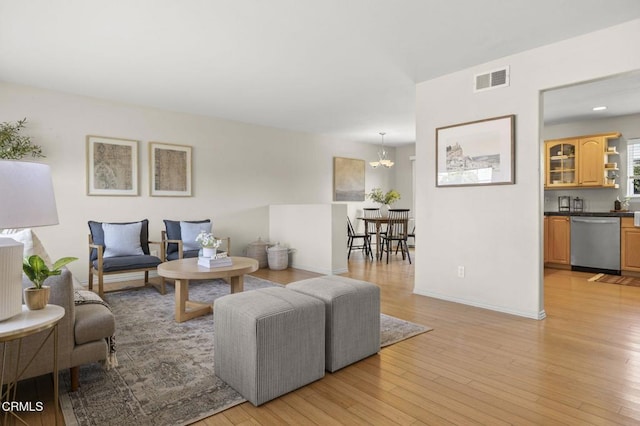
[175,278,188,322]
[175,278,213,322]
[375,222,382,260]
[229,275,244,293]
[1,325,60,425]
[54,323,59,426]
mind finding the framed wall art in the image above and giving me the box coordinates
[86,135,139,196]
[333,157,365,201]
[435,114,515,187]
[149,142,192,197]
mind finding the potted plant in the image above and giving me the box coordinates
[0,118,44,160]
[367,188,401,215]
[195,231,221,258]
[22,255,77,310]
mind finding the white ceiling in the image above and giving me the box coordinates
[1,0,640,145]
[543,70,640,126]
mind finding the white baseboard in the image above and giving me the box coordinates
[289,263,347,276]
[413,288,546,320]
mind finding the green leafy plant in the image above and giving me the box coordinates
[367,188,401,205]
[23,255,78,289]
[0,118,44,160]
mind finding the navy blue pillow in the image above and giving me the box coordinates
[163,219,211,255]
[89,219,150,261]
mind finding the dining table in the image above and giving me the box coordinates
[357,216,390,260]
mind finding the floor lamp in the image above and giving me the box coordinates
[0,160,59,321]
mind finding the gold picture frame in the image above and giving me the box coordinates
[86,135,139,196]
[149,142,192,197]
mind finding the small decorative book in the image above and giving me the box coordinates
[198,256,232,268]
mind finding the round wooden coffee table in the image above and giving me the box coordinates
[157,256,259,322]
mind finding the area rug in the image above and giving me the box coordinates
[589,273,640,287]
[59,276,432,426]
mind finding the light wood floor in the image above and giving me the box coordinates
[15,253,640,425]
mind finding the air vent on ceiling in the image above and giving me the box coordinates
[474,66,510,92]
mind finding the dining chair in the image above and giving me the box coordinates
[362,207,382,235]
[379,209,411,264]
[399,225,415,253]
[347,216,372,260]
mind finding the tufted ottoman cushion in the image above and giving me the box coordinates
[214,287,325,406]
[288,275,380,372]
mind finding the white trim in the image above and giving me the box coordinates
[290,262,348,275]
[413,288,546,320]
[626,138,640,198]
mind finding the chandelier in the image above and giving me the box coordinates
[369,132,394,168]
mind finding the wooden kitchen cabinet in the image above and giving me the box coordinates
[545,215,571,266]
[545,132,620,189]
[544,216,549,263]
[545,140,577,187]
[621,217,640,272]
[578,136,604,186]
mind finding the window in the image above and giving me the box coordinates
[627,138,640,197]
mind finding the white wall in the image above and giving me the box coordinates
[415,19,640,319]
[543,113,640,212]
[0,82,396,281]
[393,144,415,211]
[269,203,348,274]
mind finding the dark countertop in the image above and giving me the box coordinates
[544,211,634,217]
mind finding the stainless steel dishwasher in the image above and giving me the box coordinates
[570,216,620,275]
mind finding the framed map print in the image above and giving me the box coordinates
[149,142,192,197]
[86,135,139,196]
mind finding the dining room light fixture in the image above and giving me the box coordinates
[369,132,394,168]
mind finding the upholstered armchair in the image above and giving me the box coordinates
[160,219,231,261]
[160,219,231,292]
[88,219,163,297]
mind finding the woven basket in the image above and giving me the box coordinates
[267,243,289,270]
[246,237,270,268]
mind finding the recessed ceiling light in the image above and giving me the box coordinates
[592,106,607,111]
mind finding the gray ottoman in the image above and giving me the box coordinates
[288,275,380,372]
[214,287,325,406]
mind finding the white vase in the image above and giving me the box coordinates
[202,247,216,258]
[379,204,390,216]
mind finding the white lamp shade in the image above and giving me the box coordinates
[0,160,59,229]
[0,160,59,321]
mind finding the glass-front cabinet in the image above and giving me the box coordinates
[546,141,577,187]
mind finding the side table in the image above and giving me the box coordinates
[0,305,65,426]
